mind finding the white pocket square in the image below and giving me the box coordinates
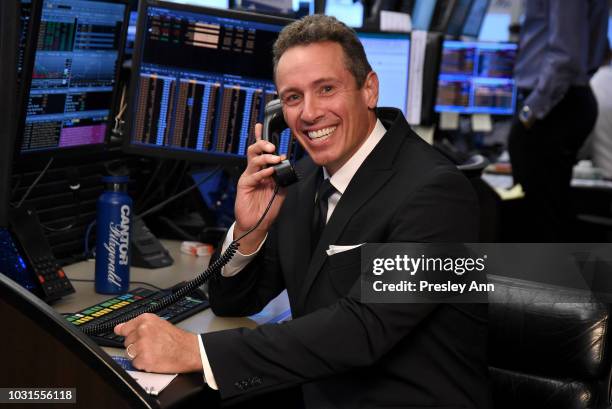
[326,243,365,256]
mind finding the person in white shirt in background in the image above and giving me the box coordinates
[589,48,612,179]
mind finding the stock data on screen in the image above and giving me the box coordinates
[20,0,125,153]
[129,6,296,161]
[435,41,517,115]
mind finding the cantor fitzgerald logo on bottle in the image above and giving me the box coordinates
[103,205,130,287]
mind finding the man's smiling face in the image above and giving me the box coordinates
[275,41,378,175]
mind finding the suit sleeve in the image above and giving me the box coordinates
[524,0,588,119]
[203,169,479,402]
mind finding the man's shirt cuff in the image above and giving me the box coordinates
[524,91,554,120]
[198,334,218,390]
[220,222,267,277]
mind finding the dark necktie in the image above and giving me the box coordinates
[311,177,337,251]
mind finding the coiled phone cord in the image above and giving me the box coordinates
[81,184,281,336]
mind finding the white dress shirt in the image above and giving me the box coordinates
[589,65,612,179]
[198,119,387,390]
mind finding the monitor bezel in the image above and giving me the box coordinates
[16,0,43,99]
[122,0,294,165]
[14,0,130,161]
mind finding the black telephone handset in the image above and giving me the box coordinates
[9,206,75,302]
[262,99,299,187]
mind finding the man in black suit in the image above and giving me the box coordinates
[115,15,489,408]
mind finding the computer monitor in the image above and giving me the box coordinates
[356,31,410,116]
[410,0,436,31]
[428,0,458,33]
[461,0,489,38]
[435,40,517,115]
[445,0,472,37]
[125,0,229,56]
[235,0,314,18]
[324,0,364,28]
[124,1,295,164]
[15,0,128,156]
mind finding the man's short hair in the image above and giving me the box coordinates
[272,15,372,88]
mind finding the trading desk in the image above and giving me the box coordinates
[54,240,290,332]
[1,240,290,409]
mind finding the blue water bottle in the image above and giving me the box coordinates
[95,175,132,294]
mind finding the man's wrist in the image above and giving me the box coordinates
[189,333,204,372]
[233,228,266,254]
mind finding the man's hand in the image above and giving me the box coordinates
[114,313,203,374]
[234,123,288,254]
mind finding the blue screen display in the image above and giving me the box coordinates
[0,228,37,292]
[21,0,126,153]
[435,40,517,115]
[324,0,364,28]
[128,4,300,162]
[478,12,510,42]
[357,32,410,116]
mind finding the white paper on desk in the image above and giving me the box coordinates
[439,112,459,130]
[126,370,177,395]
[471,114,493,132]
[326,244,364,256]
[494,184,525,201]
[482,173,514,190]
[412,125,435,145]
[380,10,411,32]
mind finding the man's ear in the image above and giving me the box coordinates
[363,71,379,110]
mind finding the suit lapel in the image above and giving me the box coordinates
[297,109,407,310]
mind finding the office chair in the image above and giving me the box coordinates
[489,280,612,409]
[458,154,489,178]
[434,143,499,241]
[433,139,489,176]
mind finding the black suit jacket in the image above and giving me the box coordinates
[204,108,489,408]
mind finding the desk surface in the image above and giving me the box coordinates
[52,240,290,406]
